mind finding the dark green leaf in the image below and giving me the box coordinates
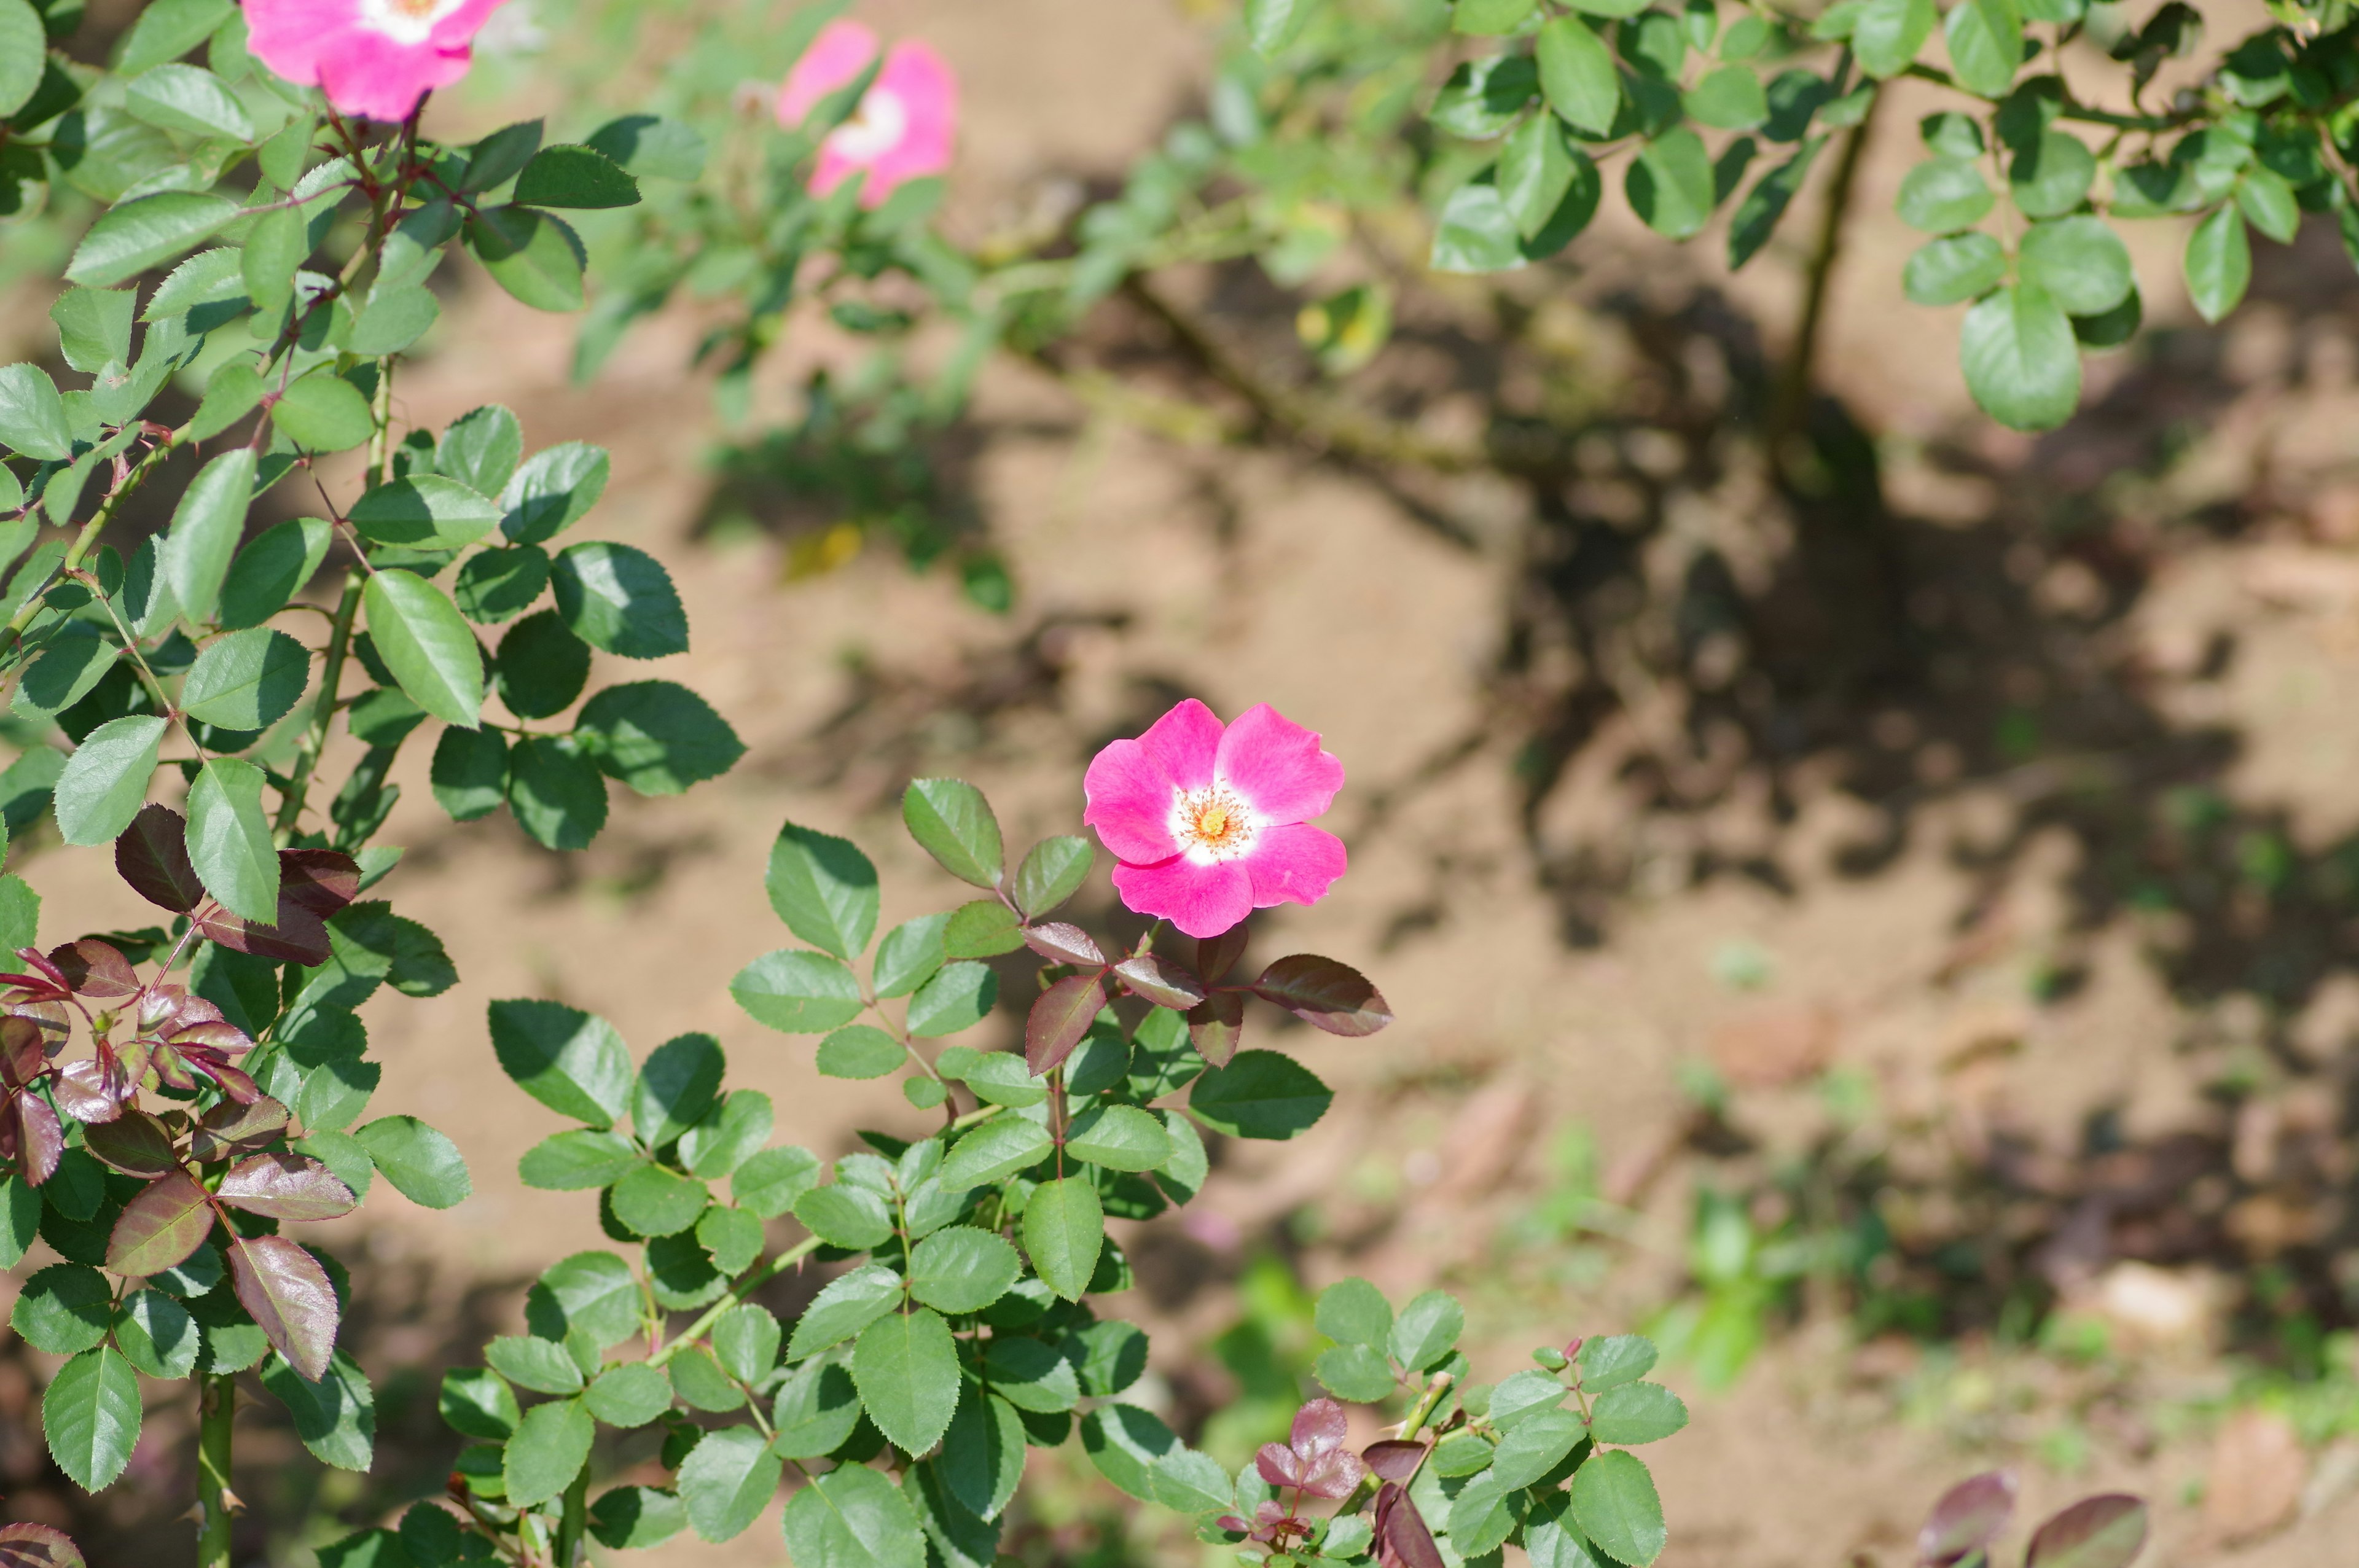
[571,680,743,794]
[535,1250,641,1347]
[67,191,238,286]
[506,734,607,849]
[781,1462,925,1568]
[786,1263,903,1360]
[348,475,501,550]
[262,1348,375,1471]
[500,442,609,545]
[589,1485,687,1550]
[439,1367,518,1440]
[42,1346,140,1490]
[514,144,640,209]
[429,725,507,821]
[453,545,547,624]
[219,517,332,631]
[1627,127,1716,240]
[633,1031,724,1146]
[1189,1049,1331,1139]
[1022,1178,1102,1301]
[1729,136,1823,270]
[467,206,586,312]
[488,998,632,1128]
[490,607,588,719]
[1078,1403,1178,1502]
[549,540,686,658]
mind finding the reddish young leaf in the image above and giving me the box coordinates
[106,1171,215,1276]
[10,948,69,991]
[197,901,332,967]
[1258,1397,1365,1499]
[149,1043,198,1093]
[84,1108,179,1177]
[217,1153,358,1221]
[1363,1440,1426,1483]
[168,1020,253,1053]
[278,849,360,915]
[115,804,205,913]
[2024,1495,2147,1568]
[1023,922,1106,967]
[1919,1471,2017,1566]
[191,1096,291,1162]
[0,1018,42,1085]
[1113,954,1205,1010]
[1,1090,61,1184]
[1251,954,1392,1036]
[1374,1483,1446,1568]
[1027,973,1105,1077]
[46,940,137,998]
[1186,990,1245,1066]
[0,1522,87,1567]
[1292,1397,1348,1452]
[50,1058,126,1123]
[1198,924,1250,984]
[194,1058,262,1105]
[229,1233,339,1381]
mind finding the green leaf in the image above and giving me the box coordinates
[781,1462,926,1568]
[853,1306,961,1453]
[507,734,607,849]
[1189,1049,1332,1139]
[712,1303,781,1385]
[1430,181,1524,273]
[732,1144,820,1219]
[681,1090,773,1179]
[454,545,549,625]
[1902,231,2006,305]
[428,726,506,822]
[1853,0,1934,77]
[488,608,587,722]
[1012,836,1091,917]
[363,569,483,727]
[352,1115,469,1209]
[0,0,44,120]
[794,1180,893,1249]
[54,714,165,846]
[765,821,879,958]
[428,404,512,484]
[501,442,609,545]
[1450,1472,1530,1555]
[348,475,501,550]
[467,206,587,311]
[346,285,439,356]
[1729,136,1823,270]
[589,1485,687,1550]
[125,60,251,140]
[164,447,255,625]
[1896,156,1992,232]
[1315,1276,1393,1346]
[1243,0,1313,54]
[730,948,864,1034]
[632,1031,724,1147]
[583,1362,671,1427]
[2016,215,2131,315]
[13,622,120,722]
[1959,281,2080,431]
[1578,1334,1658,1391]
[187,360,265,444]
[1568,1449,1667,1566]
[520,1129,636,1190]
[112,1289,198,1379]
[678,1425,780,1542]
[42,1346,141,1490]
[872,913,948,1000]
[1078,1404,1179,1502]
[1065,1105,1171,1172]
[902,778,1002,887]
[584,114,708,181]
[1683,65,1766,129]
[1589,1381,1688,1444]
[2237,166,2300,246]
[487,999,632,1128]
[1536,15,1618,135]
[1388,1289,1465,1371]
[116,0,235,74]
[50,287,135,373]
[2184,203,2251,324]
[787,1264,904,1360]
[939,1115,1052,1188]
[909,1225,1022,1314]
[939,1391,1026,1519]
[181,626,309,729]
[535,1250,642,1347]
[1627,128,1715,240]
[514,144,641,209]
[569,679,743,794]
[1316,1342,1396,1400]
[2008,128,2094,219]
[219,517,332,631]
[773,1354,863,1457]
[816,1024,902,1080]
[1430,55,1537,139]
[549,540,686,658]
[907,960,996,1037]
[14,1265,111,1355]
[68,192,238,286]
[1022,1177,1103,1301]
[1944,0,2022,99]
[504,1396,593,1508]
[439,1367,519,1440]
[0,364,73,461]
[262,1348,376,1471]
[186,757,278,921]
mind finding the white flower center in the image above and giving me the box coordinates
[356,0,469,45]
[827,88,907,163]
[1169,782,1261,865]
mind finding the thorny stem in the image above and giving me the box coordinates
[647,1235,822,1368]
[1768,77,1881,482]
[553,1469,589,1567]
[196,1373,237,1568]
[0,430,184,664]
[273,571,364,840]
[1336,1370,1455,1518]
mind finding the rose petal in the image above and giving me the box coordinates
[1111,856,1251,941]
[1135,699,1224,792]
[779,18,883,125]
[1082,739,1181,864]
[1242,822,1347,910]
[1216,703,1344,824]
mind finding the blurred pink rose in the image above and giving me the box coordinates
[245,0,507,123]
[777,19,957,208]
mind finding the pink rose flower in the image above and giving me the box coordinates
[775,19,957,208]
[245,0,507,123]
[1083,699,1348,940]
